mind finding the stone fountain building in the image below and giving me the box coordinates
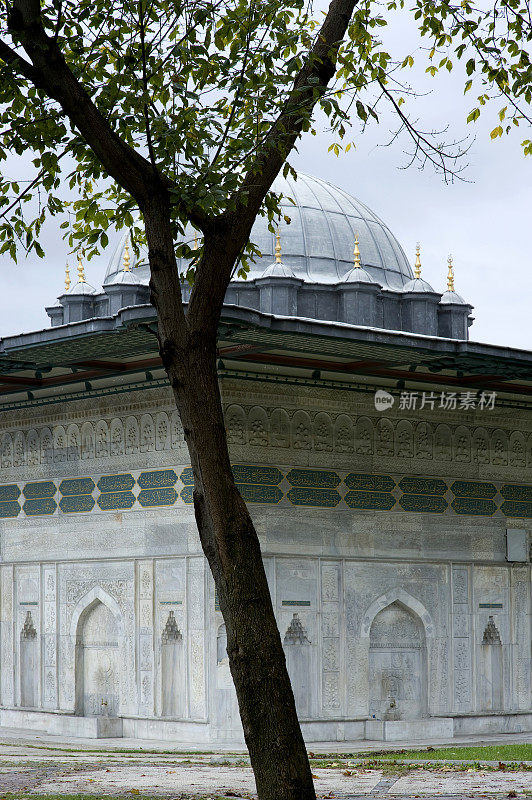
[0,173,530,743]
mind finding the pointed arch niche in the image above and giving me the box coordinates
[160,611,184,717]
[357,590,433,720]
[70,588,124,717]
[214,621,242,739]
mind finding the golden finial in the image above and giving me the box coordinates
[447,253,455,291]
[123,238,131,272]
[193,230,198,251]
[65,262,71,292]
[275,229,282,264]
[353,235,361,268]
[414,243,421,279]
[77,251,85,283]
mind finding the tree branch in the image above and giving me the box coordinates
[2,0,206,227]
[208,1,255,172]
[138,0,158,173]
[0,36,41,85]
[0,149,69,223]
[377,78,469,180]
[186,0,359,331]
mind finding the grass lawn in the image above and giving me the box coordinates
[369,743,532,762]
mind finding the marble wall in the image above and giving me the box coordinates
[0,550,529,739]
[0,378,529,741]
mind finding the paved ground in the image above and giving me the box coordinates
[0,728,531,797]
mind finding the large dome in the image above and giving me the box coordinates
[104,173,413,289]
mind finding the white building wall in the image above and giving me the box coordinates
[0,379,528,741]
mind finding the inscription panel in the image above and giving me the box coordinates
[452,567,471,711]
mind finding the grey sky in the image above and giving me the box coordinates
[0,9,530,351]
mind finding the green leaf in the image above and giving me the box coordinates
[467,108,481,123]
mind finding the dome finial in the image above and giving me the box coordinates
[123,238,131,272]
[275,229,282,264]
[414,243,421,279]
[447,253,455,291]
[65,261,71,292]
[353,235,361,268]
[77,251,85,283]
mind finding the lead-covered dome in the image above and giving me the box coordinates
[104,173,413,289]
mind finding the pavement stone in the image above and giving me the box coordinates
[0,728,532,797]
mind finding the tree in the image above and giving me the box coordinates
[0,1,530,798]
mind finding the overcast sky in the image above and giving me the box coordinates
[0,10,530,351]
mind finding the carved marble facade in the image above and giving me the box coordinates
[0,380,530,743]
[1,403,531,475]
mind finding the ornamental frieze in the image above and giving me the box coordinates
[0,406,530,474]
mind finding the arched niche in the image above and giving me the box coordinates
[434,424,451,461]
[67,424,81,462]
[355,416,373,455]
[160,611,184,717]
[125,416,139,454]
[334,414,354,454]
[110,418,125,456]
[248,406,269,447]
[140,414,155,452]
[292,411,312,450]
[453,425,471,463]
[27,429,40,466]
[1,433,13,468]
[214,621,242,738]
[53,425,67,463]
[478,616,503,711]
[491,428,508,466]
[71,589,123,717]
[313,412,333,452]
[395,420,414,459]
[368,601,428,721]
[217,622,227,664]
[270,408,290,448]
[361,589,434,639]
[40,427,53,465]
[20,611,38,707]
[225,405,246,446]
[509,431,526,468]
[95,420,110,458]
[415,422,433,460]
[472,427,490,464]
[81,422,95,460]
[283,613,312,719]
[170,410,184,449]
[13,431,26,467]
[375,418,394,457]
[155,412,171,451]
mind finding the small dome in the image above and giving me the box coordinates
[260,260,297,279]
[67,281,96,296]
[104,269,142,287]
[341,265,377,284]
[403,277,436,293]
[440,289,467,305]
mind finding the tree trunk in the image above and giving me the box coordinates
[145,204,316,800]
